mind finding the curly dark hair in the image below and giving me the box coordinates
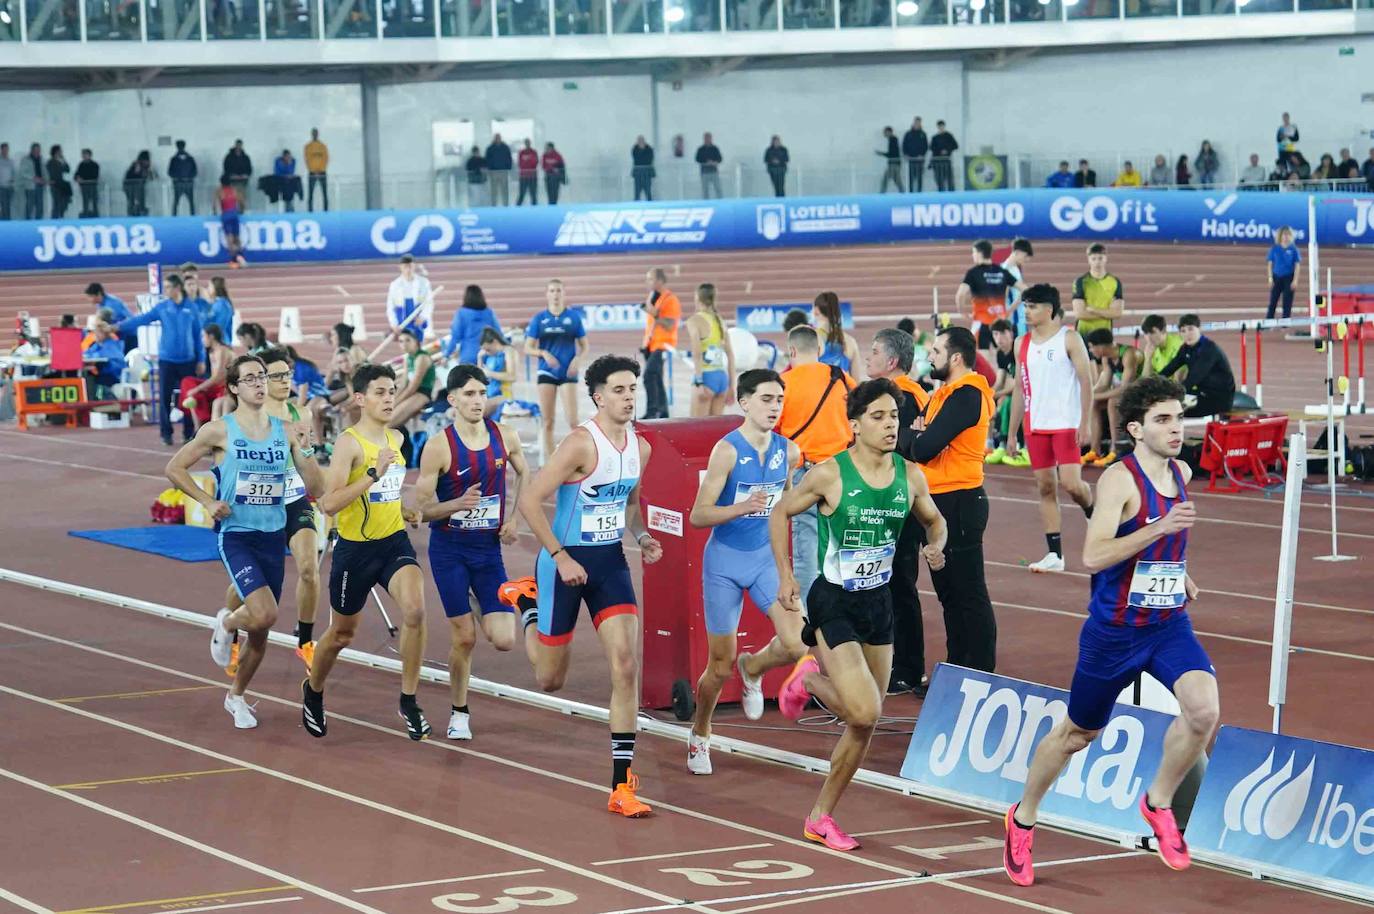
[1119,375,1186,437]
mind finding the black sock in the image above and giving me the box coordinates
[400,692,418,711]
[452,704,469,715]
[611,731,636,789]
[521,607,537,630]
[297,622,314,646]
[1046,532,1063,557]
[1082,502,1094,520]
[1145,797,1167,811]
[1012,812,1035,830]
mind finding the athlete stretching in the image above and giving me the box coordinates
[517,355,662,817]
[686,369,805,775]
[1004,375,1217,886]
[770,379,947,850]
[412,364,529,740]
[167,354,322,729]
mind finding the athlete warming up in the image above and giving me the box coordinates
[413,364,529,740]
[1004,375,1217,886]
[769,379,947,850]
[517,355,662,817]
[166,355,322,728]
[303,363,431,741]
[686,369,805,775]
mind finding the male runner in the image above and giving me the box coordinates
[517,355,662,817]
[166,355,322,728]
[1071,243,1124,340]
[1084,328,1142,465]
[984,319,1027,466]
[686,369,805,774]
[1007,285,1094,574]
[999,238,1034,336]
[413,364,529,741]
[1004,375,1216,885]
[222,346,325,677]
[769,379,948,850]
[955,239,1023,353]
[302,363,431,740]
[384,254,434,344]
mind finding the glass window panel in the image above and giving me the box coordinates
[146,0,203,38]
[611,0,660,30]
[1065,0,1116,16]
[84,0,141,38]
[951,0,1003,23]
[1238,0,1290,11]
[1010,0,1057,18]
[726,0,777,29]
[265,0,317,35]
[666,0,718,29]
[1299,0,1349,8]
[553,0,599,33]
[497,0,548,31]
[840,0,889,25]
[0,0,18,39]
[895,0,948,24]
[322,0,376,36]
[382,0,433,33]
[24,0,81,39]
[1181,0,1231,11]
[782,0,832,28]
[1124,0,1174,16]
[208,0,261,37]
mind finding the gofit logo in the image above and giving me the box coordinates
[553,208,712,246]
[1223,750,1314,843]
[371,214,455,255]
[33,223,161,263]
[1049,195,1158,234]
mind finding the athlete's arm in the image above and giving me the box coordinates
[770,460,837,613]
[1111,349,1141,399]
[625,438,662,564]
[518,428,593,585]
[396,355,427,401]
[1082,464,1195,572]
[1065,331,1095,447]
[567,335,589,377]
[523,332,556,371]
[1091,358,1114,401]
[901,386,981,464]
[845,334,862,379]
[1006,361,1026,457]
[165,420,230,521]
[683,316,701,369]
[317,432,387,517]
[410,433,475,522]
[689,439,764,528]
[1105,294,1126,320]
[285,419,326,499]
[497,423,529,545]
[721,324,736,398]
[905,464,947,571]
[954,282,972,317]
[491,346,517,384]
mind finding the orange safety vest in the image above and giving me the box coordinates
[919,371,993,495]
[893,374,930,411]
[775,361,855,466]
[643,289,681,352]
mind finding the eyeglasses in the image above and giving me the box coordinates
[266,371,292,381]
[236,374,267,386]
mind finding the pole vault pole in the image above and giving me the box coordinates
[1311,196,1354,562]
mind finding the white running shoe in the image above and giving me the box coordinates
[224,692,258,729]
[688,732,713,775]
[737,652,764,721]
[210,608,236,667]
[447,710,472,741]
[1028,552,1066,574]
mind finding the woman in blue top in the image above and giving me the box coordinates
[478,326,515,418]
[207,276,236,340]
[813,290,860,376]
[524,278,588,459]
[443,284,504,364]
[1266,226,1301,321]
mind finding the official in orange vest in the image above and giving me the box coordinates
[898,325,997,673]
[641,267,681,419]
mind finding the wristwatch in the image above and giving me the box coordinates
[299,445,317,459]
[366,466,379,481]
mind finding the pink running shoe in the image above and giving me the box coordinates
[1003,803,1035,887]
[1140,795,1191,871]
[804,814,860,851]
[778,655,819,720]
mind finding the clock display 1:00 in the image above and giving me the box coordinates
[29,383,82,404]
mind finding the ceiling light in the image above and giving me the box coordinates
[665,5,685,22]
[970,0,986,9]
[896,0,918,13]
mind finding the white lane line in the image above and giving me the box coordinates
[849,820,988,838]
[12,454,163,481]
[353,868,544,894]
[0,684,713,914]
[151,898,305,914]
[0,765,386,914]
[593,844,773,867]
[0,887,54,914]
[334,286,351,298]
[0,430,170,457]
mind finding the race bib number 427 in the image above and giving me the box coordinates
[840,543,895,592]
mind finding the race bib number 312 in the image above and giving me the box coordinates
[235,471,284,506]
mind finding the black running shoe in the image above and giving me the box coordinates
[399,698,431,741]
[301,679,327,738]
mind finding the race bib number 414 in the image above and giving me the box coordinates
[368,465,405,503]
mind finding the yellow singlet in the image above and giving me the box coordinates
[335,427,407,542]
[695,311,725,375]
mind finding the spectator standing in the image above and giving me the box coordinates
[878,127,905,193]
[485,133,512,206]
[207,276,236,339]
[542,142,566,205]
[516,139,539,205]
[631,135,655,201]
[902,116,928,192]
[1111,161,1142,187]
[1148,154,1170,187]
[930,121,958,192]
[114,274,205,446]
[1240,153,1268,186]
[696,132,723,199]
[1045,161,1075,189]
[464,145,486,206]
[222,139,253,206]
[1196,140,1219,185]
[1276,112,1299,158]
[1073,159,1096,188]
[1072,242,1125,338]
[1266,226,1300,321]
[304,127,329,211]
[1175,154,1191,187]
[1363,148,1374,192]
[24,143,45,220]
[47,145,72,219]
[273,149,299,212]
[0,143,14,220]
[1159,314,1236,417]
[168,140,198,215]
[74,149,99,217]
[123,151,154,217]
[641,267,681,419]
[764,135,789,197]
[442,284,503,364]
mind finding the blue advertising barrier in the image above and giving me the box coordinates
[4,189,1370,272]
[736,301,854,333]
[1185,725,1374,901]
[900,664,1177,840]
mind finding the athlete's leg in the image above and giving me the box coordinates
[1106,395,1123,453]
[448,612,479,708]
[1033,466,1062,536]
[483,396,503,419]
[288,526,320,630]
[558,381,579,443]
[1015,717,1102,824]
[479,609,516,652]
[710,390,729,416]
[225,581,242,612]
[805,635,888,820]
[388,393,428,430]
[308,610,360,691]
[1056,461,1094,513]
[229,585,279,696]
[693,632,737,739]
[1147,670,1219,808]
[746,602,807,676]
[598,614,640,734]
[537,382,558,458]
[532,640,573,691]
[383,564,428,696]
[690,384,712,418]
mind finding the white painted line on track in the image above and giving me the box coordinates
[352,868,544,894]
[593,844,774,867]
[0,887,54,914]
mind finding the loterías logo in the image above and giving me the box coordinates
[1221,749,1315,846]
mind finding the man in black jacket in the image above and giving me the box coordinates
[24,143,46,220]
[485,133,512,206]
[1073,159,1097,188]
[902,117,928,193]
[168,140,198,215]
[75,149,100,217]
[930,121,959,192]
[631,136,655,200]
[696,133,723,199]
[764,135,789,197]
[1158,314,1235,418]
[878,127,904,193]
[223,140,252,207]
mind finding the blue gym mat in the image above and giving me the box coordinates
[69,526,221,563]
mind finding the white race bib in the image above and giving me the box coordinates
[733,481,784,518]
[284,468,306,502]
[839,543,895,592]
[452,494,501,531]
[367,464,405,503]
[1128,560,1188,610]
[702,344,725,367]
[579,502,625,544]
[234,471,284,506]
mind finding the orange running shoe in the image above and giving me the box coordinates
[498,576,538,611]
[1080,450,1101,465]
[225,641,240,678]
[607,769,652,818]
[295,641,316,672]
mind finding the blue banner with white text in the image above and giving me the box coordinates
[3,189,1370,272]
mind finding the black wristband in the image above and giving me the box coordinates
[550,547,564,559]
